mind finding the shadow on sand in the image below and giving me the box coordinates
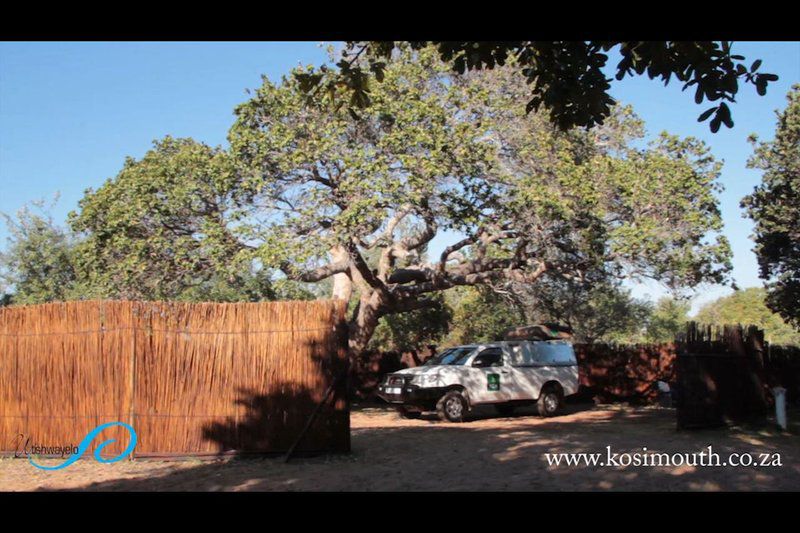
[40,402,800,492]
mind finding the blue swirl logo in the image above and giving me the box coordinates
[28,422,137,470]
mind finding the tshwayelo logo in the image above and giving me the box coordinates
[13,422,137,470]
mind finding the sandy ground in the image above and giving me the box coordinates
[1,403,798,491]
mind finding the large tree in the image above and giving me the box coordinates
[443,286,522,346]
[741,85,800,328]
[695,287,800,345]
[645,296,691,343]
[369,292,452,353]
[0,200,79,305]
[229,47,732,355]
[70,137,252,300]
[69,137,321,303]
[508,277,653,344]
[297,41,777,133]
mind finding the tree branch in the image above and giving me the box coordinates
[387,267,433,285]
[362,205,412,250]
[439,236,476,272]
[281,260,350,283]
[392,257,549,297]
[348,240,387,293]
[397,214,437,252]
[378,211,436,279]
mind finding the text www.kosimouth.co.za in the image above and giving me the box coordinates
[545,446,783,468]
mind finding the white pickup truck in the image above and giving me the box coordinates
[376,340,579,422]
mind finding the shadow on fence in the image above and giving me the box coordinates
[201,384,349,456]
[0,300,350,458]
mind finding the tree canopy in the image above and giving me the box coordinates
[645,297,691,343]
[69,137,242,300]
[296,41,777,133]
[0,46,744,355]
[512,278,653,344]
[741,85,800,328]
[0,199,79,305]
[695,287,800,345]
[441,282,654,345]
[231,46,732,353]
[443,286,523,346]
[24,137,318,303]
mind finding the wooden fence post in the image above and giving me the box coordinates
[129,304,137,460]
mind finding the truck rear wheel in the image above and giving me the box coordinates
[437,390,467,422]
[537,385,562,417]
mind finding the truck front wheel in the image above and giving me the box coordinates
[437,390,467,422]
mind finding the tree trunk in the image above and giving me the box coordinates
[348,290,383,355]
[329,245,353,302]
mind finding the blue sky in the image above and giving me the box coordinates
[1,41,798,313]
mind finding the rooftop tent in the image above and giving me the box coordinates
[502,323,573,341]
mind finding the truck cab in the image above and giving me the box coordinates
[376,340,579,422]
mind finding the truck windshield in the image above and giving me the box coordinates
[424,347,475,366]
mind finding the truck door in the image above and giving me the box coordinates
[504,343,541,400]
[467,347,511,404]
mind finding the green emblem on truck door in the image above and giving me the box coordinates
[487,373,500,391]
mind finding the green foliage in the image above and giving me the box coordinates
[518,278,653,343]
[466,63,732,292]
[173,269,317,303]
[741,85,800,327]
[229,47,733,353]
[229,46,495,271]
[270,278,326,301]
[370,293,452,352]
[0,199,80,305]
[694,287,800,345]
[68,137,252,301]
[0,47,739,359]
[645,297,691,343]
[299,41,777,133]
[443,286,522,345]
[442,279,653,345]
[0,175,312,305]
[232,46,733,291]
[0,274,8,305]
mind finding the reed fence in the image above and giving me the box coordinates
[0,299,349,458]
[573,343,677,402]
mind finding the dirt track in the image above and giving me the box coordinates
[1,404,798,491]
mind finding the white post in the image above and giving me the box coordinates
[772,386,787,430]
